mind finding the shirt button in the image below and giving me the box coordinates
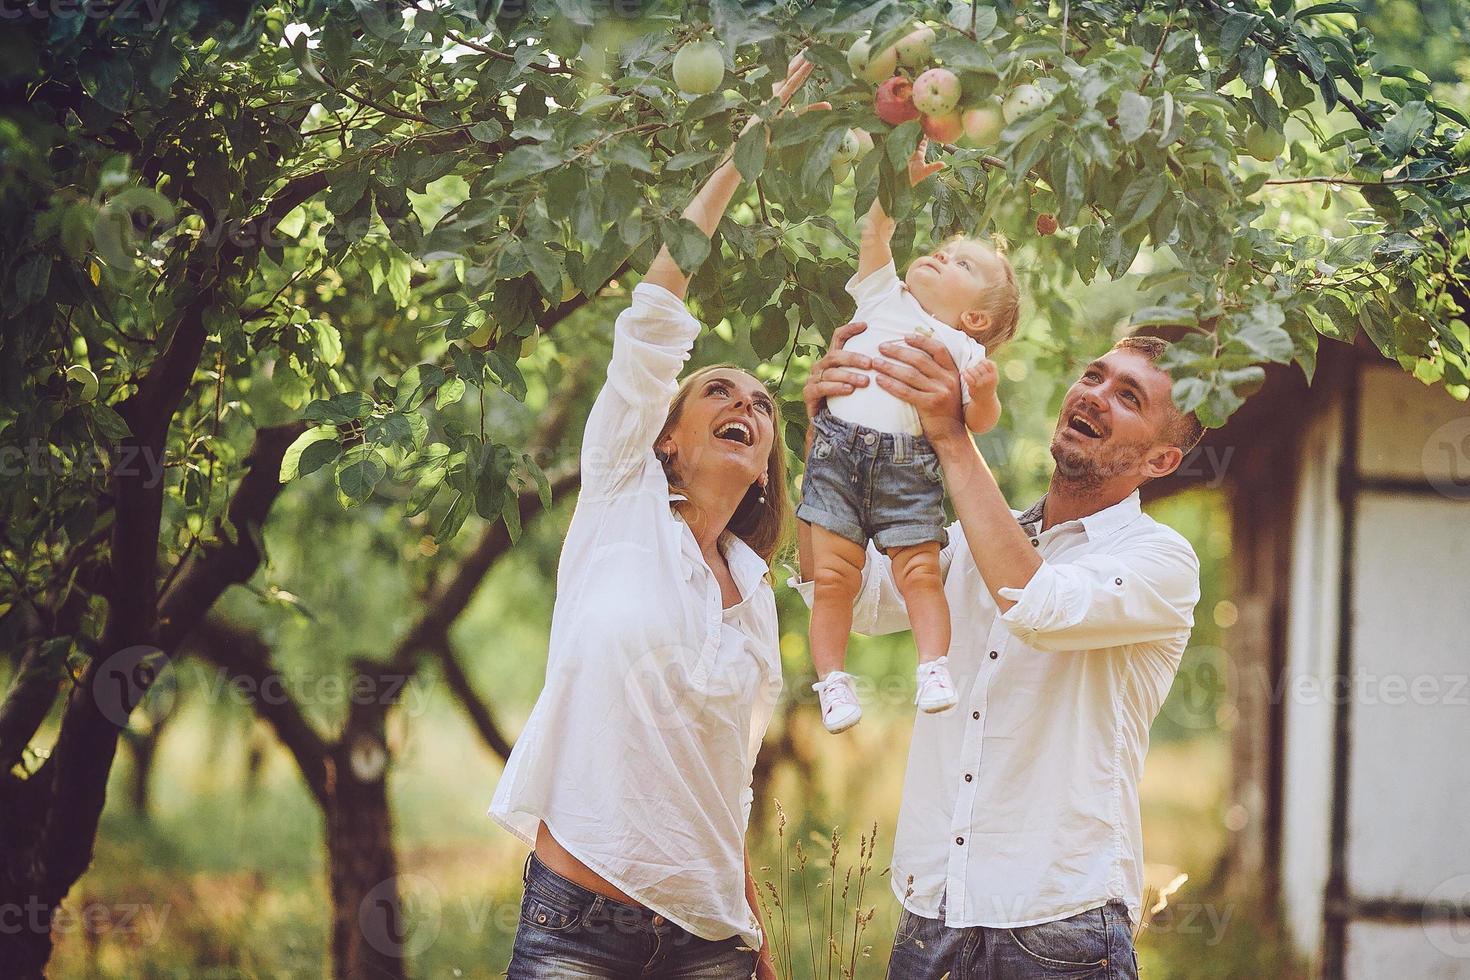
[989,650,999,660]
[972,711,980,720]
[964,773,973,782]
[955,836,965,846]
[1115,577,1123,585]
[1031,538,1039,547]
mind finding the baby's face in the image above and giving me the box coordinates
[902,241,1002,332]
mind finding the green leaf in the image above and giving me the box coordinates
[1232,303,1294,363]
[305,392,374,424]
[1219,12,1261,61]
[522,239,565,300]
[336,447,387,505]
[435,377,466,410]
[280,427,339,482]
[1172,377,1211,414]
[659,217,710,274]
[752,306,789,359]
[1381,101,1433,158]
[93,405,132,442]
[1116,176,1168,232]
[734,127,767,185]
[1116,92,1152,144]
[1074,225,1100,284]
[313,320,343,366]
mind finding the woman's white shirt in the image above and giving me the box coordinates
[488,282,783,949]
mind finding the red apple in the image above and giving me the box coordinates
[1035,213,1058,235]
[875,75,920,125]
[921,111,963,144]
[912,67,960,116]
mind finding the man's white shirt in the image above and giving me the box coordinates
[791,491,1199,928]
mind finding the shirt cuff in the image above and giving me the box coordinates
[625,280,701,340]
[785,573,816,609]
[998,562,1069,634]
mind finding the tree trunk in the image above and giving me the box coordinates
[324,692,410,980]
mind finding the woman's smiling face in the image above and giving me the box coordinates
[657,367,777,492]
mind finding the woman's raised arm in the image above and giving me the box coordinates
[643,53,820,299]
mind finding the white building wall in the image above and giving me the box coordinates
[1280,395,1344,960]
[1346,494,1470,899]
[1345,922,1470,979]
[1340,366,1470,980]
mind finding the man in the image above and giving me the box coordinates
[792,324,1204,979]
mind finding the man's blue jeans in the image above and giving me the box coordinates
[886,896,1140,979]
[505,853,757,979]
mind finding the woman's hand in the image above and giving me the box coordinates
[803,321,872,420]
[754,946,778,980]
[872,333,968,446]
[739,51,831,140]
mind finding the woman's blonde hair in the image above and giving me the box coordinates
[655,364,793,569]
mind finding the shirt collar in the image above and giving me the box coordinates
[669,491,768,599]
[1015,490,1143,540]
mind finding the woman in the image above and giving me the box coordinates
[490,56,821,979]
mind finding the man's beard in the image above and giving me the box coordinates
[1050,431,1148,494]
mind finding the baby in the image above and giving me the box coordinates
[799,139,1019,733]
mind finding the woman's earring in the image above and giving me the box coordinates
[757,479,768,505]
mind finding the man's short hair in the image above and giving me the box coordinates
[1110,335,1205,454]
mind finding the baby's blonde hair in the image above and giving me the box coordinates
[943,233,1020,350]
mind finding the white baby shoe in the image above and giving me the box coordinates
[915,656,959,714]
[812,671,863,734]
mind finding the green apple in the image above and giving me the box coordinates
[1002,83,1049,124]
[831,129,862,168]
[467,320,496,348]
[831,159,853,183]
[1244,124,1285,162]
[847,34,898,84]
[960,104,1004,148]
[673,40,725,95]
[851,128,875,161]
[896,25,935,69]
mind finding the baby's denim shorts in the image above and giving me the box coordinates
[796,409,948,551]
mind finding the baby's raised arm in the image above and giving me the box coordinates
[856,137,944,281]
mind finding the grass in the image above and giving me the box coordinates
[45,690,1299,978]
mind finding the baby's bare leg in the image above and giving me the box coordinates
[809,525,867,679]
[886,542,949,665]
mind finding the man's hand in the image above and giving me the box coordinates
[908,137,944,186]
[873,333,967,445]
[803,321,872,420]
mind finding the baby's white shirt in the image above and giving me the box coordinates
[824,261,987,437]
